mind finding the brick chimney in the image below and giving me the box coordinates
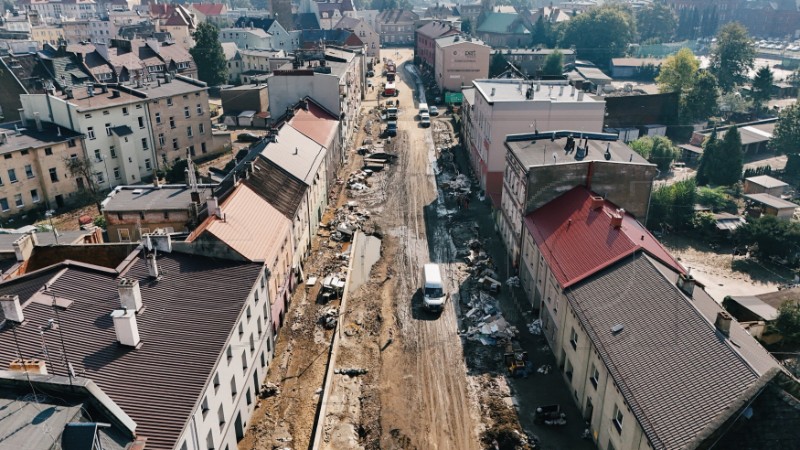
[118,278,143,312]
[9,359,47,375]
[610,209,624,229]
[590,196,604,210]
[677,271,695,297]
[0,294,24,323]
[110,308,141,347]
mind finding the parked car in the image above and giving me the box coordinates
[367,70,375,77]
[237,132,261,142]
[420,113,431,128]
[429,106,439,116]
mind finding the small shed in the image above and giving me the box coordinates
[237,110,256,127]
[744,175,789,197]
[745,193,798,220]
[642,124,666,137]
[712,212,746,232]
[725,288,800,344]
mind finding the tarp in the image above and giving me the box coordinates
[445,92,463,105]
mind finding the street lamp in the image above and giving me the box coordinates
[45,210,59,244]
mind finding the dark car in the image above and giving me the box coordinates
[237,132,261,142]
[367,70,375,77]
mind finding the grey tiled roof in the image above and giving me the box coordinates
[566,253,773,450]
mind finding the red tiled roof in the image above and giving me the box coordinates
[289,99,339,148]
[525,186,684,288]
[191,3,225,16]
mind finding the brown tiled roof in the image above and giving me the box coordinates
[565,253,775,450]
[289,99,339,148]
[242,156,306,219]
[191,3,225,16]
[0,252,263,449]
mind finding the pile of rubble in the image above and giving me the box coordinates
[346,168,374,191]
[463,291,519,346]
[328,201,371,242]
[319,306,339,329]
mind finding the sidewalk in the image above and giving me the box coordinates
[445,131,596,450]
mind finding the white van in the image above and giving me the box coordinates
[423,263,447,312]
[418,102,429,117]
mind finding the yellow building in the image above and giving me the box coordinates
[30,25,64,46]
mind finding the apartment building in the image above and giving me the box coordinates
[232,17,298,52]
[0,121,85,217]
[219,27,272,50]
[0,242,276,450]
[71,38,198,83]
[520,186,782,450]
[415,20,458,68]
[501,133,655,265]
[464,79,605,205]
[62,18,115,44]
[235,49,291,83]
[376,9,418,45]
[433,34,490,92]
[334,16,380,58]
[29,24,64,46]
[19,0,97,20]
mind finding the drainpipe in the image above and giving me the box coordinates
[144,100,160,175]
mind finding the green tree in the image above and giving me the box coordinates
[681,71,719,123]
[656,48,700,94]
[461,19,472,34]
[717,91,752,119]
[489,52,508,78]
[770,103,800,155]
[649,136,679,172]
[646,178,697,231]
[714,126,743,185]
[751,66,774,114]
[190,23,228,87]
[65,156,104,210]
[559,6,635,67]
[735,215,800,262]
[696,186,737,213]
[629,136,653,159]
[773,302,800,345]
[531,16,549,46]
[696,128,720,186]
[709,23,755,93]
[542,50,563,76]
[636,2,677,42]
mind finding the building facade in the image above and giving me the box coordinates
[433,35,490,92]
[415,21,458,68]
[376,9,418,45]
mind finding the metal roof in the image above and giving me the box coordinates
[102,185,214,212]
[525,186,683,288]
[506,136,646,168]
[0,251,263,449]
[288,99,339,148]
[727,295,780,321]
[745,193,798,210]
[242,156,307,219]
[258,125,326,185]
[745,175,788,189]
[0,121,82,155]
[566,253,771,450]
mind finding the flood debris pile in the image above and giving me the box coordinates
[327,201,371,242]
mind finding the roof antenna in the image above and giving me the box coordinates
[48,287,75,389]
[604,143,611,160]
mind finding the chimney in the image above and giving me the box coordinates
[0,294,24,323]
[12,234,34,262]
[118,278,143,312]
[111,90,121,98]
[590,196,604,210]
[110,308,141,347]
[715,311,733,337]
[146,252,160,279]
[18,109,26,126]
[87,84,95,97]
[490,87,495,96]
[559,85,564,96]
[8,359,47,375]
[0,132,6,145]
[190,191,201,204]
[101,84,108,94]
[610,209,624,229]
[677,271,695,297]
[571,85,575,97]
[33,112,42,132]
[207,196,222,218]
[577,91,584,101]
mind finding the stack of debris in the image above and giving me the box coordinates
[319,306,339,329]
[328,201,371,242]
[347,169,374,191]
[463,291,519,346]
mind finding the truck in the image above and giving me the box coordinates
[386,60,396,82]
[423,263,447,312]
[383,82,396,97]
[385,120,397,137]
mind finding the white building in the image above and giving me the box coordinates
[464,78,605,205]
[219,27,272,50]
[22,0,97,20]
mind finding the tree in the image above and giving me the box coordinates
[542,50,563,76]
[462,19,472,34]
[489,52,509,78]
[636,2,677,42]
[531,16,549,46]
[656,48,700,94]
[681,71,719,123]
[773,302,800,345]
[714,126,743,185]
[190,23,228,87]
[696,186,737,213]
[751,66,774,114]
[559,6,635,67]
[696,128,720,186]
[735,215,800,262]
[769,103,800,155]
[65,156,104,210]
[646,178,697,231]
[709,23,755,93]
[717,91,752,119]
[629,136,653,159]
[649,136,679,172]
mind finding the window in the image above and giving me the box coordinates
[246,388,252,406]
[260,351,266,367]
[113,167,120,179]
[217,404,225,428]
[201,143,206,154]
[570,328,578,350]
[246,306,252,319]
[96,171,105,184]
[249,333,255,352]
[137,116,144,128]
[49,168,58,182]
[141,138,149,150]
[172,138,179,150]
[226,345,233,363]
[189,145,195,156]
[87,127,95,139]
[230,377,237,398]
[24,164,33,179]
[169,117,175,128]
[103,110,109,115]
[590,364,599,389]
[183,106,190,119]
[94,149,102,161]
[612,405,624,433]
[145,159,152,170]
[213,372,221,391]
[0,198,8,211]
[44,147,52,156]
[13,194,22,208]
[3,154,10,160]
[197,104,202,114]
[167,98,173,106]
[187,126,193,137]
[7,169,17,183]
[201,397,210,417]
[238,322,244,337]
[158,133,165,146]
[68,139,76,148]
[30,189,39,203]
[183,95,188,100]
[122,107,129,115]
[118,228,131,242]
[110,145,117,158]
[136,104,142,109]
[155,112,161,124]
[84,113,92,119]
[241,351,248,370]
[564,359,573,381]
[105,123,112,136]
